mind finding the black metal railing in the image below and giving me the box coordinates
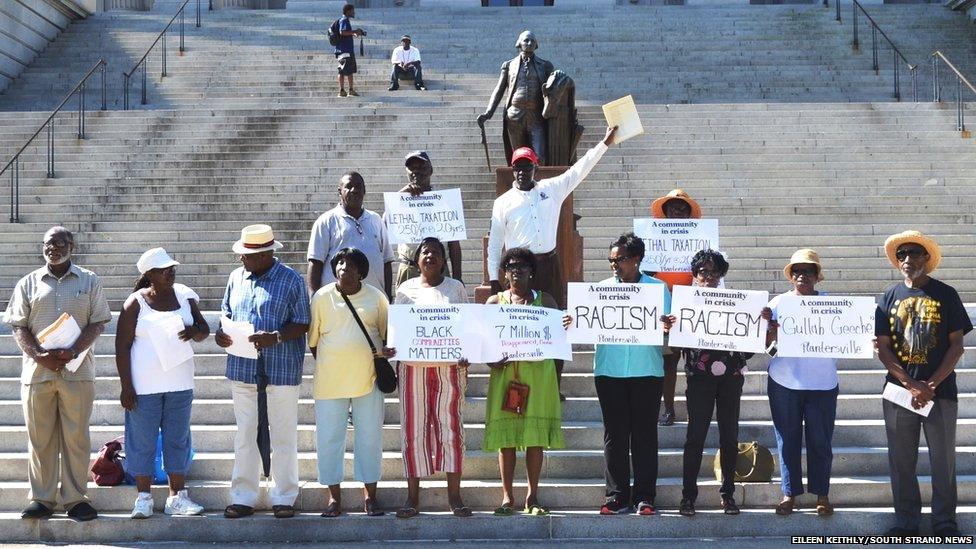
[1,60,107,223]
[122,0,202,110]
[845,0,916,102]
[931,51,976,136]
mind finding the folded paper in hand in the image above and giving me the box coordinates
[602,95,644,145]
[36,313,88,372]
[882,382,934,417]
[141,312,194,372]
[220,317,258,359]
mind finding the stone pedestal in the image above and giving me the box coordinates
[211,0,286,9]
[474,166,583,305]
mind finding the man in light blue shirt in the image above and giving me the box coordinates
[592,233,670,516]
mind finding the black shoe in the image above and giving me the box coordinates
[885,527,920,536]
[417,85,426,91]
[934,526,963,537]
[67,502,98,522]
[679,498,695,517]
[388,85,398,91]
[721,496,740,515]
[21,501,53,520]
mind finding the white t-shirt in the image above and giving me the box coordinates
[394,276,468,367]
[391,45,421,65]
[129,283,198,395]
[767,291,839,391]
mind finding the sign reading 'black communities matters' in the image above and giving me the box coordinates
[668,286,769,353]
[566,282,666,346]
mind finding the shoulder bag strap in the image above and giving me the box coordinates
[340,290,377,355]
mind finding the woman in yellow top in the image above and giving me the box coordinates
[309,247,395,518]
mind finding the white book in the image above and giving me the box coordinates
[882,382,934,417]
[36,313,88,372]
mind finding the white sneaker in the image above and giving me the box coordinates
[131,493,153,519]
[165,489,204,516]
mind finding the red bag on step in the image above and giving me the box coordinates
[90,438,125,486]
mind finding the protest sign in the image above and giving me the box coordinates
[775,295,875,359]
[566,282,666,345]
[633,218,719,273]
[477,304,572,362]
[669,286,769,353]
[387,304,481,363]
[383,188,467,245]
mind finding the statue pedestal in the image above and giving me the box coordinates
[474,166,583,305]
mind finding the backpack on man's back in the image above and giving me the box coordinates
[327,18,341,46]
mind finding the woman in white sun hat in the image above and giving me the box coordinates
[115,247,210,519]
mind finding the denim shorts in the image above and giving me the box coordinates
[124,389,194,477]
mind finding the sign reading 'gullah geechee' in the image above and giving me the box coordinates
[668,286,769,353]
[566,282,667,346]
[774,295,876,359]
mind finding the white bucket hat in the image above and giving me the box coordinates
[232,224,284,255]
[137,247,180,274]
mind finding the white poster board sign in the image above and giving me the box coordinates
[775,295,875,359]
[383,188,467,245]
[633,218,719,273]
[669,286,769,353]
[478,304,572,362]
[387,304,482,363]
[566,282,666,345]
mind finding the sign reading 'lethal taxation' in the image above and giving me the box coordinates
[567,282,666,346]
[383,188,467,245]
[633,219,720,273]
[668,286,769,353]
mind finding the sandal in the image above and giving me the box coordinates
[658,411,675,427]
[816,497,834,517]
[493,505,514,516]
[364,499,385,517]
[320,501,341,518]
[452,506,473,518]
[272,505,295,519]
[775,497,795,516]
[223,504,254,519]
[523,504,549,516]
[395,506,418,519]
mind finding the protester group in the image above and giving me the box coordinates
[2,4,971,536]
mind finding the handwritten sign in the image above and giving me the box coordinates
[566,282,666,345]
[383,188,467,245]
[477,304,572,362]
[669,286,768,353]
[633,218,719,273]
[775,296,875,359]
[387,305,481,363]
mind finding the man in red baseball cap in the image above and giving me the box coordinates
[486,125,617,397]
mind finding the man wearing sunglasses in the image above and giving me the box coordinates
[875,230,972,537]
[308,171,395,300]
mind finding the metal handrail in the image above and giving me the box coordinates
[931,51,976,136]
[122,0,202,109]
[1,59,107,223]
[847,0,917,102]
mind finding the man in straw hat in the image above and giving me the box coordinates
[875,230,971,536]
[486,125,617,399]
[215,225,310,519]
[647,188,702,427]
[3,226,111,522]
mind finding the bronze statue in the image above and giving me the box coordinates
[478,31,583,166]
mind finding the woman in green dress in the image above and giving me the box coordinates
[484,247,564,516]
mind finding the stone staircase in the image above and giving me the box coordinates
[0,0,975,543]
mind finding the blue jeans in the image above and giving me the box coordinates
[124,389,194,477]
[767,377,838,497]
[390,63,424,89]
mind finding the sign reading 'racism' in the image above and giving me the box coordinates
[633,218,719,273]
[566,282,666,346]
[774,295,876,359]
[668,286,769,353]
[383,188,467,245]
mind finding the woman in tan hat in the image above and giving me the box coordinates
[764,249,837,517]
[648,188,702,427]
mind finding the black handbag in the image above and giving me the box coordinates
[340,291,397,394]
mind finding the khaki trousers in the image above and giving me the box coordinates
[21,378,95,508]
